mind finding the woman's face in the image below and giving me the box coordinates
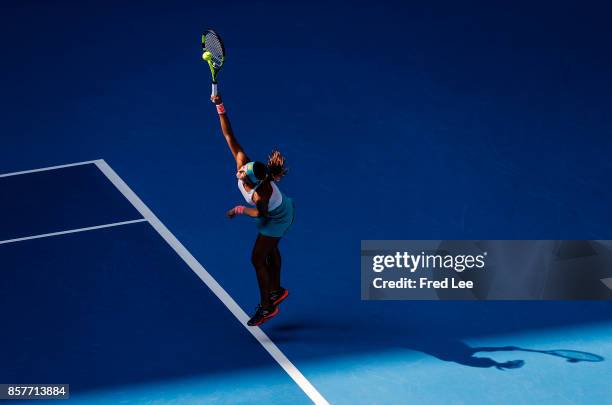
[236,165,255,186]
[236,164,247,181]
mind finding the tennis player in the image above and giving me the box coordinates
[211,94,294,326]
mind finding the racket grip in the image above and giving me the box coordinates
[211,83,218,97]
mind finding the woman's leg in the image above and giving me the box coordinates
[251,234,280,308]
[270,245,282,291]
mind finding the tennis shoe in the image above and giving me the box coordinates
[247,305,279,326]
[269,287,289,306]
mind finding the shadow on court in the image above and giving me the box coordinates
[413,343,604,370]
[265,301,608,371]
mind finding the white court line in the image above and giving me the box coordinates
[95,159,329,405]
[0,219,147,245]
[0,160,99,178]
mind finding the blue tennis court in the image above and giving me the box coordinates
[0,161,320,403]
[2,1,612,403]
[2,161,611,404]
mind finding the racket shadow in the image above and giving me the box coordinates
[480,346,605,363]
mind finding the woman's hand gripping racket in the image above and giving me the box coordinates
[201,29,226,97]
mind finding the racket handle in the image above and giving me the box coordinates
[211,82,218,97]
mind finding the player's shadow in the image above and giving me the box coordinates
[412,341,604,370]
[267,322,604,369]
[414,340,526,370]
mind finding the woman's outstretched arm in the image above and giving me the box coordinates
[211,95,249,170]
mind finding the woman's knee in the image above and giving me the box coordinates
[251,250,267,268]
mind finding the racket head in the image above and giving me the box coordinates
[202,29,226,82]
[545,349,604,362]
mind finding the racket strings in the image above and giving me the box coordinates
[204,33,224,68]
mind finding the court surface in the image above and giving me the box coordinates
[0,161,323,404]
[1,161,610,404]
[2,1,612,404]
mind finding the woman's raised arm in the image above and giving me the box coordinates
[211,95,249,169]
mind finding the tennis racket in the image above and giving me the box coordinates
[201,29,226,97]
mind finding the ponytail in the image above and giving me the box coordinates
[266,150,288,182]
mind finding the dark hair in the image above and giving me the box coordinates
[250,151,288,184]
[251,161,269,182]
[266,150,288,182]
